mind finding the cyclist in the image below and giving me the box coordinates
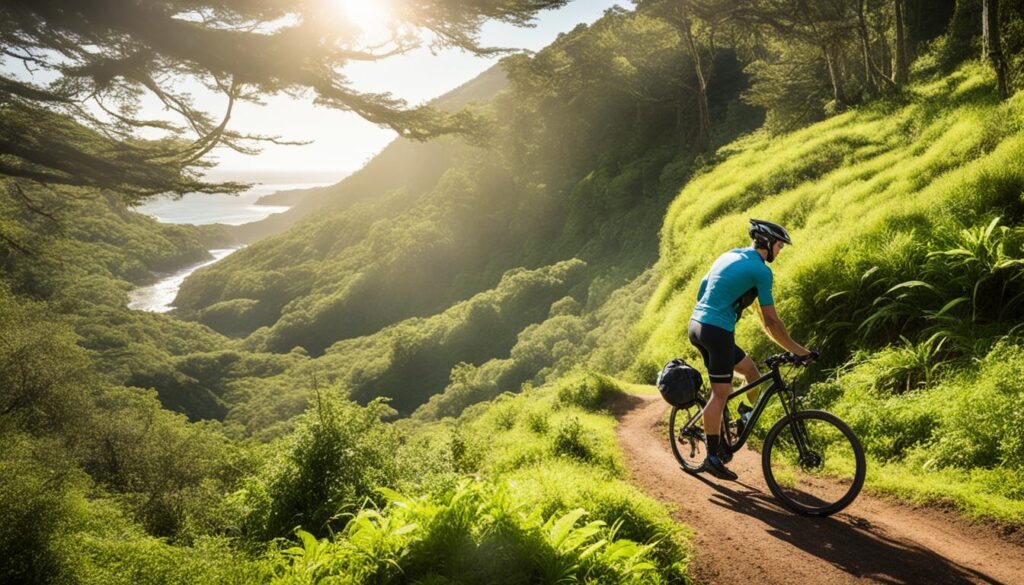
[688,219,814,480]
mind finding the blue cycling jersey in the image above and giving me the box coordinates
[691,247,774,332]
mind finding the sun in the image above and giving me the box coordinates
[336,0,394,42]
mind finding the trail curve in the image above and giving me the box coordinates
[612,393,1024,585]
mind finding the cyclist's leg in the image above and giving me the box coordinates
[733,351,761,404]
[688,321,734,453]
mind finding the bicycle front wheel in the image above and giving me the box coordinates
[762,410,865,516]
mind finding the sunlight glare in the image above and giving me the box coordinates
[336,0,394,42]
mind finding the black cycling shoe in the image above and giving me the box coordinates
[717,443,733,464]
[703,454,738,481]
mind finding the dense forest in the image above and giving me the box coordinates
[3,0,1024,582]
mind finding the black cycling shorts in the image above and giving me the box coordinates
[688,319,746,383]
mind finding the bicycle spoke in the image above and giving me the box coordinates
[669,401,707,473]
[763,410,865,516]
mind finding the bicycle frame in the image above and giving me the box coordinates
[677,363,798,452]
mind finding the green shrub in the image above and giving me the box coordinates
[556,372,620,411]
[0,434,84,584]
[926,342,1024,470]
[503,461,691,579]
[84,387,242,539]
[240,395,400,540]
[492,399,519,430]
[552,416,594,461]
[525,410,551,434]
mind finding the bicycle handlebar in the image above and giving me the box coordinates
[765,349,820,368]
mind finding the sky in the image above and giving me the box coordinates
[203,1,626,183]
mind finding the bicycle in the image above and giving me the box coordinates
[668,351,866,516]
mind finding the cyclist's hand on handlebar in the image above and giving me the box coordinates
[799,349,820,365]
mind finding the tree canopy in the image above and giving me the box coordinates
[0,0,567,199]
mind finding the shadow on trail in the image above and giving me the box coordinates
[606,391,647,418]
[690,473,1005,585]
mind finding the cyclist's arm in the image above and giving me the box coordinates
[756,304,809,355]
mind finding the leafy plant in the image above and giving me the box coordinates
[240,394,400,541]
[552,416,596,462]
[268,481,665,584]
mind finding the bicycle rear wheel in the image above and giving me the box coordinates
[668,399,706,474]
[762,410,865,516]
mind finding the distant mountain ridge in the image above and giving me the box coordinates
[221,65,510,245]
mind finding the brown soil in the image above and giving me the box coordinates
[612,393,1024,585]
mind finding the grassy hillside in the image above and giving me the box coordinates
[636,62,1024,523]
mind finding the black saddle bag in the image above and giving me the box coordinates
[656,358,703,408]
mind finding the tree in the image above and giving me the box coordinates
[635,0,734,150]
[0,0,568,200]
[982,0,1009,100]
[645,1,715,150]
[893,0,909,85]
[724,0,857,112]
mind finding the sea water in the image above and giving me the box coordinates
[127,248,241,313]
[128,182,327,312]
[132,183,317,225]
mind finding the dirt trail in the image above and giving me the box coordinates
[613,393,1024,585]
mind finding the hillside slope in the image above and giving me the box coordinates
[166,9,757,426]
[637,62,1024,522]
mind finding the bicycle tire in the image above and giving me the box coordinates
[668,399,707,474]
[761,410,866,516]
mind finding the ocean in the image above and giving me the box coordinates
[128,180,334,312]
[127,248,241,313]
[131,183,320,225]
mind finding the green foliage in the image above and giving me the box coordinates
[226,259,588,430]
[240,395,400,541]
[553,416,595,461]
[66,504,269,585]
[415,270,657,421]
[0,286,93,434]
[809,339,1024,523]
[556,371,620,411]
[254,374,689,583]
[269,481,669,585]
[923,342,1024,470]
[84,387,245,538]
[828,217,1024,355]
[0,433,86,584]
[501,461,690,577]
[855,336,950,395]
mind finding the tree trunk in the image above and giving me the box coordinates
[879,25,893,79]
[983,0,1009,100]
[904,0,918,62]
[681,11,712,150]
[893,0,909,85]
[823,44,847,107]
[857,0,877,95]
